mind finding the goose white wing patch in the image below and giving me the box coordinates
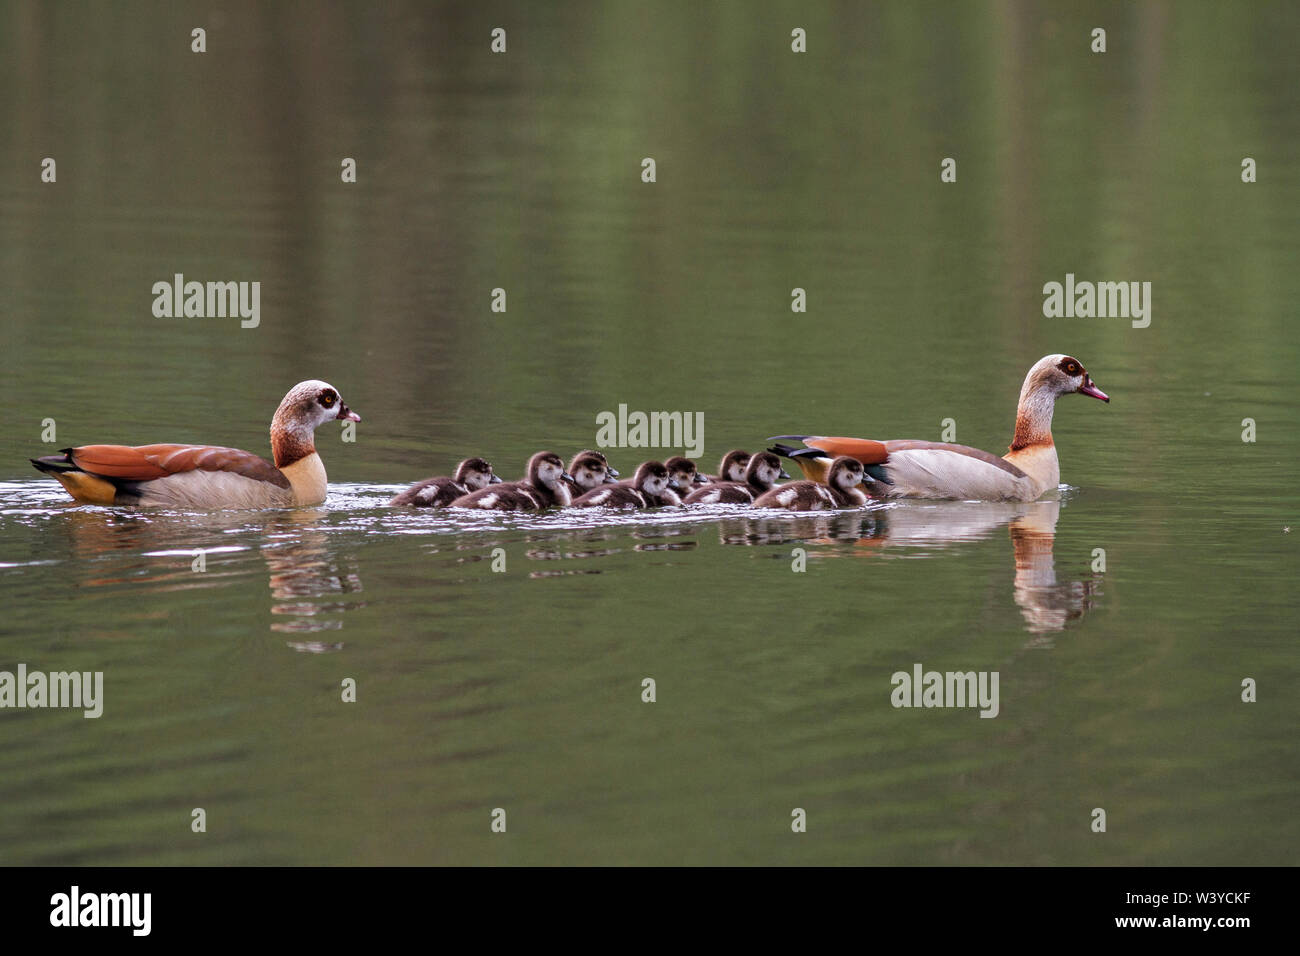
[134,469,295,509]
[885,449,1031,501]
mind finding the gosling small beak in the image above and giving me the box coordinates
[668,478,681,490]
[1077,375,1110,403]
[561,472,578,487]
[602,473,619,484]
[606,467,620,478]
[693,473,707,485]
[778,469,791,480]
[336,403,361,422]
[489,474,504,484]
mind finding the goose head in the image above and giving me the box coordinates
[526,451,570,490]
[1022,354,1109,404]
[1010,355,1108,451]
[664,456,701,491]
[717,449,751,483]
[455,457,501,490]
[632,460,672,497]
[745,451,787,490]
[568,451,617,490]
[828,456,866,491]
[270,380,360,467]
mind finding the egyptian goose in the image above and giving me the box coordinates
[449,451,573,510]
[567,450,619,492]
[753,456,868,510]
[683,451,788,505]
[665,456,707,493]
[769,354,1108,502]
[699,449,751,485]
[573,460,673,509]
[614,455,698,505]
[389,457,501,507]
[30,380,360,509]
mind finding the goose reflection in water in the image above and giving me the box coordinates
[726,499,1100,636]
[51,506,365,649]
[259,509,364,649]
[58,508,260,593]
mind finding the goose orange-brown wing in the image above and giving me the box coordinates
[68,444,290,488]
[800,437,891,465]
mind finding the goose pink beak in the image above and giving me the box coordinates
[1078,379,1109,403]
[337,403,361,422]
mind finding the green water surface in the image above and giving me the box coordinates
[0,0,1296,865]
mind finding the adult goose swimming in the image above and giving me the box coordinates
[31,380,360,509]
[769,355,1108,502]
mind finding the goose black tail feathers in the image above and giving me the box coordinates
[766,442,821,460]
[30,450,78,475]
